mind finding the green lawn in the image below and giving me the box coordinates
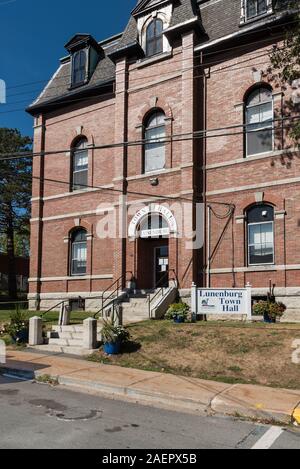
[0,309,93,326]
[88,319,300,390]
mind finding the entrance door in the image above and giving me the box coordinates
[155,246,169,287]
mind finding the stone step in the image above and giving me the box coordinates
[48,338,84,347]
[52,325,84,333]
[31,344,99,357]
[47,331,83,340]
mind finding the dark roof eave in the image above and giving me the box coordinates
[26,78,115,116]
[195,10,298,54]
[108,41,145,62]
[164,17,204,41]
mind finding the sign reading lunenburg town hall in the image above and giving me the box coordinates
[191,284,252,320]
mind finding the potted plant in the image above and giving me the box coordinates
[101,319,130,355]
[253,300,286,323]
[3,309,29,344]
[165,303,189,324]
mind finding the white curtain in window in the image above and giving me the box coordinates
[145,126,166,172]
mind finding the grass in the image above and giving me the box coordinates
[0,309,93,328]
[88,319,300,390]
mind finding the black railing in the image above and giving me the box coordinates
[148,269,178,319]
[94,271,133,319]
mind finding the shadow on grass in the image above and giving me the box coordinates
[121,341,142,354]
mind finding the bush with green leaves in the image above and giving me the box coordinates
[165,302,190,321]
[1,309,29,343]
[101,319,130,344]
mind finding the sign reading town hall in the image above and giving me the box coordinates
[191,284,252,320]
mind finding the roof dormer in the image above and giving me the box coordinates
[65,34,103,89]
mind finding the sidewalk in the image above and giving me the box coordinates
[1,348,300,425]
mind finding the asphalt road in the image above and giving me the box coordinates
[0,375,299,450]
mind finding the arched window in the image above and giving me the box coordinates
[144,111,166,173]
[146,19,163,57]
[247,204,274,266]
[245,86,273,157]
[70,229,87,276]
[72,138,88,191]
[72,50,87,86]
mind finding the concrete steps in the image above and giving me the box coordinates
[36,323,103,356]
[32,344,99,356]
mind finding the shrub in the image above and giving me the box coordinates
[253,300,286,322]
[165,302,190,321]
[101,319,130,344]
[1,309,29,344]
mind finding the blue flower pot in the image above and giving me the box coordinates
[13,328,29,343]
[263,313,275,324]
[103,341,121,355]
[174,316,185,324]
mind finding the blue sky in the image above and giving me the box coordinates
[0,0,137,137]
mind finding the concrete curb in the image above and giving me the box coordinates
[0,363,297,425]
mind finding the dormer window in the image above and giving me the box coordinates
[72,50,87,86]
[241,0,272,23]
[146,18,163,57]
[64,34,103,89]
[247,0,268,19]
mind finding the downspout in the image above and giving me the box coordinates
[200,50,209,288]
[207,204,211,288]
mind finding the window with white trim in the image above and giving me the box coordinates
[245,86,273,156]
[72,138,88,191]
[70,229,87,276]
[247,205,274,266]
[144,111,166,173]
[146,18,163,57]
[246,0,268,20]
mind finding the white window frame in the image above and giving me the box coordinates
[70,237,87,276]
[72,140,89,191]
[144,112,166,174]
[248,220,275,266]
[245,93,274,158]
[240,0,273,23]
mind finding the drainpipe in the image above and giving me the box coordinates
[206,204,211,288]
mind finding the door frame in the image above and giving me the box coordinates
[153,245,169,288]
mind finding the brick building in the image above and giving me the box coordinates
[27,0,300,321]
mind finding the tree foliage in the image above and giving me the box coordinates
[0,128,32,296]
[270,1,300,141]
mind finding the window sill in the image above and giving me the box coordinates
[240,11,273,27]
[134,51,173,70]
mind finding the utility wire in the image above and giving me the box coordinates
[0,115,298,161]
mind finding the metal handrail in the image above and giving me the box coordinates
[148,269,178,319]
[94,271,133,319]
[39,300,67,319]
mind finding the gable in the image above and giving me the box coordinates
[132,0,173,17]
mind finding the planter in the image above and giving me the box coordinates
[174,316,185,324]
[12,328,29,344]
[103,341,121,355]
[263,313,276,324]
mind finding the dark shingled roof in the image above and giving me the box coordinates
[27,0,291,114]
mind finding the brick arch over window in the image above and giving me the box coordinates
[64,219,93,236]
[242,81,273,104]
[70,129,95,145]
[137,98,173,125]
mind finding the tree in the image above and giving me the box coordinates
[270,1,300,141]
[0,128,32,298]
